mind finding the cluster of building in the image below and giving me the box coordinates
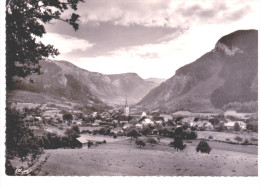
[20,98,257,137]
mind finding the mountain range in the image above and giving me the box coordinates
[137,29,258,113]
[12,60,161,106]
[10,29,258,113]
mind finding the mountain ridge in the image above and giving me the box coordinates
[137,29,258,113]
[12,59,163,106]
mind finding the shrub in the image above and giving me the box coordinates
[242,139,249,145]
[189,131,197,140]
[250,137,258,142]
[71,125,80,134]
[135,139,146,148]
[196,140,211,153]
[92,130,98,135]
[171,135,186,151]
[98,128,106,135]
[226,138,231,142]
[184,129,197,140]
[113,134,117,139]
[87,141,93,148]
[234,122,240,132]
[127,129,139,139]
[234,136,243,142]
[141,127,151,136]
[103,140,106,143]
[208,136,213,139]
[246,122,258,132]
[175,127,183,136]
[62,113,73,122]
[146,137,157,146]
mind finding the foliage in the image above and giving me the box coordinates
[174,127,183,136]
[6,108,44,175]
[98,128,106,135]
[242,139,249,145]
[6,0,84,88]
[140,127,151,136]
[71,125,80,134]
[209,118,220,126]
[63,112,73,121]
[170,135,186,151]
[146,138,157,146]
[234,122,240,132]
[215,122,225,132]
[135,139,146,148]
[223,101,258,113]
[246,121,258,132]
[208,135,213,139]
[127,129,139,139]
[234,136,243,142]
[65,128,80,139]
[196,140,211,153]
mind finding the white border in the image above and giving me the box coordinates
[0,1,259,189]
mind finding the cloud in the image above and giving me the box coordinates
[76,0,254,28]
[47,0,259,79]
[40,33,94,54]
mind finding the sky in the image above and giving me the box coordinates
[41,0,259,79]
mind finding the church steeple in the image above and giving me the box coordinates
[124,96,130,116]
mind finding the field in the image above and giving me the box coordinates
[39,136,258,176]
[197,131,258,145]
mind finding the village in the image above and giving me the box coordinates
[10,97,258,150]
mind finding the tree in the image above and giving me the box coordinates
[63,112,73,122]
[209,118,220,126]
[6,0,84,88]
[146,137,157,147]
[71,125,80,134]
[234,122,240,133]
[135,139,146,148]
[6,108,44,175]
[140,127,151,136]
[127,129,139,139]
[196,140,211,153]
[171,135,186,151]
[246,121,258,132]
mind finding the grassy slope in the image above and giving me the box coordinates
[39,138,258,176]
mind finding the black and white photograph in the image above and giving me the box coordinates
[1,0,259,181]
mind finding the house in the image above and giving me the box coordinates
[101,112,110,119]
[92,119,102,126]
[159,114,173,122]
[224,121,235,129]
[76,136,89,148]
[141,118,155,126]
[153,117,164,125]
[141,111,147,118]
[111,128,124,135]
[35,116,42,121]
[120,120,129,125]
[182,117,195,124]
[204,122,214,130]
[236,121,247,130]
[72,119,83,126]
[123,123,133,129]
[135,123,143,129]
[92,112,98,117]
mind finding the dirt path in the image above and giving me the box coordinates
[40,140,258,176]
